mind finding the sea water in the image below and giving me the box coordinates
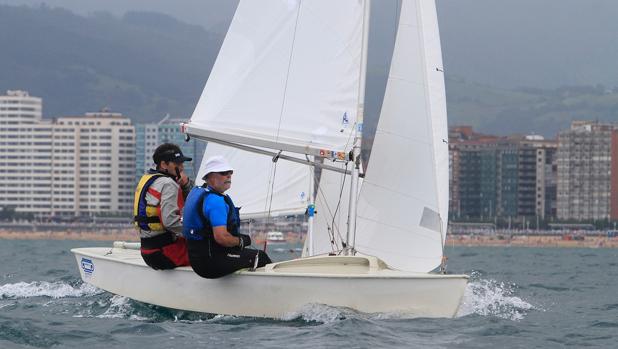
[0,240,617,348]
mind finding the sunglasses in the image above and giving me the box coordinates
[216,170,233,176]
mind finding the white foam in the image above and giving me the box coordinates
[0,281,101,299]
[457,275,534,321]
[97,295,148,320]
[281,303,347,323]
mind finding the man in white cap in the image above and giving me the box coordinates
[182,156,272,278]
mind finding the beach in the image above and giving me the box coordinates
[1,228,617,248]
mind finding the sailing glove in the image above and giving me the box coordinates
[238,234,252,250]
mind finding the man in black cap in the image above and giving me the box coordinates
[133,143,194,270]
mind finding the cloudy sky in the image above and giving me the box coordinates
[2,0,618,89]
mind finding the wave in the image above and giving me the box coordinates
[457,272,534,321]
[0,281,101,300]
[281,303,348,323]
[96,295,149,321]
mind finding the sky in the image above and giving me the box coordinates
[0,0,238,31]
[2,0,618,90]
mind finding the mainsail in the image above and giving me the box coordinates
[186,0,364,158]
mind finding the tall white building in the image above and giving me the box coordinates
[0,91,53,215]
[0,90,135,218]
[53,111,135,217]
[0,90,42,124]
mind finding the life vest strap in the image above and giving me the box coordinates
[134,215,161,224]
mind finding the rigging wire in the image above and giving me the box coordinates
[310,117,358,254]
[313,159,349,253]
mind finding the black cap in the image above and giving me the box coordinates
[153,143,192,164]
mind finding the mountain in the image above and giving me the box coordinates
[0,5,223,122]
[446,79,618,137]
[1,4,617,136]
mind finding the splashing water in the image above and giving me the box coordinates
[281,303,348,323]
[0,281,101,299]
[97,295,148,320]
[457,272,534,321]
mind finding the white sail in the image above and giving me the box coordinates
[196,143,309,219]
[354,0,449,272]
[186,0,364,158]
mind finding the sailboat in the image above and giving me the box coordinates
[72,0,468,318]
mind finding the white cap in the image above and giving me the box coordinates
[202,156,234,179]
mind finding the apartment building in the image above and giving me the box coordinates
[450,127,557,221]
[0,90,135,217]
[0,90,53,215]
[557,121,618,221]
[54,111,135,217]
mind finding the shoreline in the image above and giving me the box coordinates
[1,230,617,248]
[446,234,618,248]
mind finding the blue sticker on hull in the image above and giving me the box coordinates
[81,258,94,274]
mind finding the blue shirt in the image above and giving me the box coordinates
[182,186,237,241]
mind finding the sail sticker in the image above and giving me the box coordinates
[300,191,306,201]
[318,148,342,160]
[419,207,442,233]
[80,258,94,275]
[357,123,363,132]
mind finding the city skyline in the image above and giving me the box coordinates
[2,89,617,227]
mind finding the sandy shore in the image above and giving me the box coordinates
[446,234,618,248]
[0,229,138,241]
[1,230,617,248]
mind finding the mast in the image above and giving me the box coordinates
[345,0,371,255]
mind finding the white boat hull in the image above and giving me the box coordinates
[72,245,468,319]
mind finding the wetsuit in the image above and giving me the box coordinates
[182,186,271,278]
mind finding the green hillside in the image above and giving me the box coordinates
[0,5,223,122]
[447,79,618,137]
